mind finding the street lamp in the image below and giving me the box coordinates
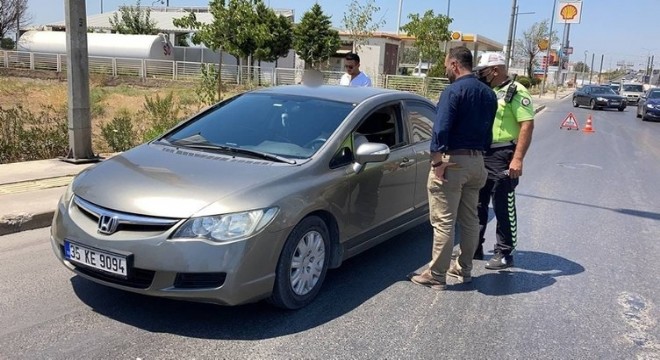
[511,6,535,69]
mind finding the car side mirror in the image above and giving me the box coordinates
[352,142,390,173]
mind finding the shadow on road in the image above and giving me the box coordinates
[450,250,585,296]
[70,224,434,340]
[519,193,660,221]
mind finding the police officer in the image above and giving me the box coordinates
[473,52,535,269]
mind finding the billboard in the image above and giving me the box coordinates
[557,0,583,24]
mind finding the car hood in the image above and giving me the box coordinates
[72,143,299,218]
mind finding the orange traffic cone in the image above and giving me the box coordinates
[583,115,595,133]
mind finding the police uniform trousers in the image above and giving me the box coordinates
[478,143,518,255]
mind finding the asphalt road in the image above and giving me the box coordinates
[1,96,659,359]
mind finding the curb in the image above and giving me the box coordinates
[0,210,55,236]
[535,105,546,114]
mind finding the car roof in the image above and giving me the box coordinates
[251,85,420,104]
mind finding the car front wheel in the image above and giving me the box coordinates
[590,99,598,110]
[269,216,330,310]
[572,97,579,107]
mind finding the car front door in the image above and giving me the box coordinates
[345,103,417,239]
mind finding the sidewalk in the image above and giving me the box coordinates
[0,90,574,236]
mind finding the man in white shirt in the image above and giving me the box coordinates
[339,52,372,87]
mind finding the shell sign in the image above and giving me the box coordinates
[556,0,582,24]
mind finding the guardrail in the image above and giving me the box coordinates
[0,50,449,98]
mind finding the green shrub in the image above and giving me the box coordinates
[516,76,532,88]
[141,91,181,142]
[90,87,107,117]
[197,64,219,106]
[101,110,135,152]
[0,106,68,164]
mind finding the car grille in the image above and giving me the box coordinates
[73,196,180,234]
[174,272,227,289]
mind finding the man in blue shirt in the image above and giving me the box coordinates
[411,46,498,290]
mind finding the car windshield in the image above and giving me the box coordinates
[592,87,617,95]
[164,93,354,160]
[622,84,644,92]
[648,91,660,99]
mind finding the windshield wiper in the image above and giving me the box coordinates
[172,142,296,164]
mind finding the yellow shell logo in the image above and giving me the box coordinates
[560,4,578,20]
[450,32,462,41]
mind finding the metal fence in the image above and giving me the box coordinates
[0,50,449,98]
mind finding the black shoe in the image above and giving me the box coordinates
[473,245,484,260]
[485,253,513,270]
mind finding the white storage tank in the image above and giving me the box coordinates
[17,31,174,61]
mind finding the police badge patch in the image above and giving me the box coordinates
[521,97,531,107]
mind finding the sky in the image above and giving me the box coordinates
[24,0,660,71]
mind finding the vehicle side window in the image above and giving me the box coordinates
[355,104,406,149]
[405,101,435,144]
[583,87,590,94]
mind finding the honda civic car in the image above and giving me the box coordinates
[572,85,626,111]
[636,88,660,121]
[51,85,437,309]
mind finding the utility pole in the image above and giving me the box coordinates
[504,0,517,70]
[588,52,595,85]
[442,0,451,55]
[540,0,557,96]
[63,0,98,163]
[598,54,604,84]
[396,0,403,35]
[581,50,587,85]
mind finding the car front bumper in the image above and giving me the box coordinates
[50,195,290,306]
[595,99,625,108]
[643,109,660,121]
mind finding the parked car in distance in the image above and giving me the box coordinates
[619,83,645,105]
[573,85,626,111]
[50,85,438,310]
[636,88,660,121]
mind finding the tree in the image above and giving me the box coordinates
[1,36,14,49]
[513,20,559,78]
[400,10,451,69]
[253,2,293,64]
[293,3,341,69]
[574,61,589,73]
[0,0,31,40]
[341,0,385,52]
[174,0,265,99]
[109,0,157,35]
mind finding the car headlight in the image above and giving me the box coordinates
[596,97,607,101]
[61,181,75,205]
[172,207,278,242]
[647,104,655,109]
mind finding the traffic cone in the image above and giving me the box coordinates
[583,115,595,133]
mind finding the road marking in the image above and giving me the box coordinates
[0,176,74,195]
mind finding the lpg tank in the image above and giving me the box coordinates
[17,31,174,61]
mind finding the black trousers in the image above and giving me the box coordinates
[478,145,519,256]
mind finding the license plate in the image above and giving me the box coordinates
[611,102,619,105]
[64,241,128,277]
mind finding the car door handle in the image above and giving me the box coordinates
[399,157,415,168]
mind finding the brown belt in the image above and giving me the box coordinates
[444,149,483,156]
